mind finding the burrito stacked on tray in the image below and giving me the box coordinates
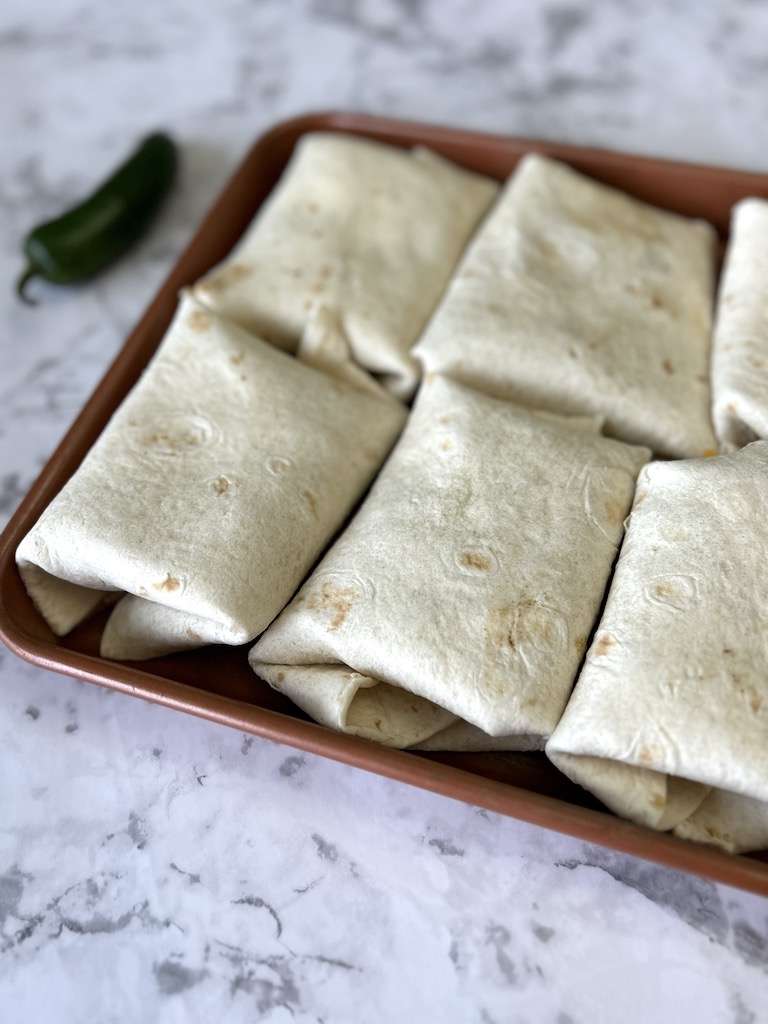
[712,198,768,450]
[195,132,498,398]
[16,292,406,660]
[250,375,650,750]
[414,153,718,457]
[547,443,768,853]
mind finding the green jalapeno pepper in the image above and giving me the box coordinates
[17,131,178,304]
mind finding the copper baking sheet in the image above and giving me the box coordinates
[2,112,767,894]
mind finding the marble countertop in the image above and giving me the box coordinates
[2,1,768,1020]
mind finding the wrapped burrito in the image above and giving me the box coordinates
[194,132,498,398]
[250,376,650,750]
[712,198,768,450]
[547,443,768,853]
[414,153,718,457]
[16,292,406,660]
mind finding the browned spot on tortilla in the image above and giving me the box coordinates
[310,279,325,293]
[212,476,230,496]
[638,746,656,765]
[438,415,451,425]
[487,598,556,653]
[662,358,674,374]
[144,429,199,452]
[650,793,665,809]
[302,488,319,519]
[651,581,696,602]
[651,292,666,310]
[307,582,357,631]
[318,263,332,277]
[534,237,558,260]
[230,352,244,365]
[488,603,520,651]
[603,497,626,526]
[155,574,181,592]
[738,682,765,714]
[593,633,616,657]
[240,374,247,382]
[567,346,578,359]
[204,263,252,293]
[306,201,319,213]
[723,647,734,655]
[726,402,737,415]
[441,438,453,451]
[295,595,305,604]
[187,309,211,332]
[276,671,285,683]
[459,552,492,572]
[696,373,708,384]
[574,633,588,653]
[702,449,718,458]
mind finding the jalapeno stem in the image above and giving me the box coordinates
[16,266,39,306]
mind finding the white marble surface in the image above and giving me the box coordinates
[2,1,768,1020]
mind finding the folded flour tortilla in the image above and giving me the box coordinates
[712,198,768,450]
[547,443,768,853]
[194,133,498,398]
[16,292,406,659]
[414,153,717,457]
[250,376,650,750]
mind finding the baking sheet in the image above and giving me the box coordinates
[2,112,768,894]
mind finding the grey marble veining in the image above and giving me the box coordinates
[2,1,768,1020]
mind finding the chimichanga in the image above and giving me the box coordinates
[547,443,768,853]
[194,132,498,398]
[414,153,718,457]
[16,292,406,660]
[712,198,768,450]
[250,376,650,750]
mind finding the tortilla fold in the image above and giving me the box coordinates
[251,375,650,749]
[195,132,498,398]
[16,292,406,660]
[414,153,717,457]
[547,443,768,853]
